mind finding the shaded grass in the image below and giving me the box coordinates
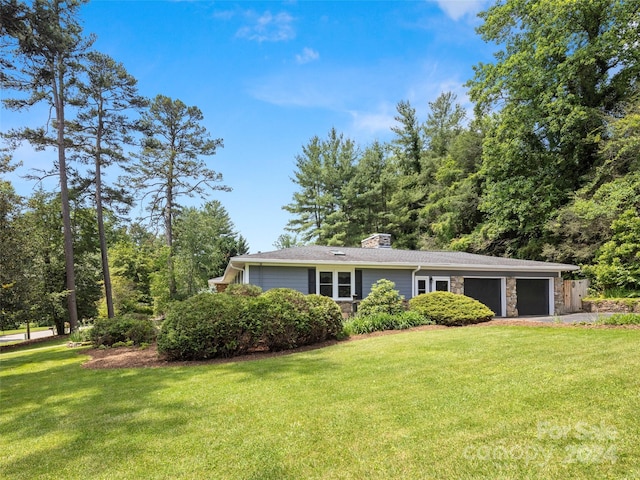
[1,327,639,479]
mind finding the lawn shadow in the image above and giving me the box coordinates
[0,346,200,478]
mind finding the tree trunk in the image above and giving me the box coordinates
[54,61,79,331]
[95,116,115,318]
[166,196,176,299]
[166,158,177,299]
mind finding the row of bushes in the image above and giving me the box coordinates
[89,280,495,358]
[347,279,494,333]
[157,289,343,360]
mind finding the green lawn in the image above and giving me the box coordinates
[1,327,638,479]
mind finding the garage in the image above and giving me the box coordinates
[464,278,503,317]
[516,279,550,316]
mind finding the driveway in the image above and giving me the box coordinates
[516,312,615,324]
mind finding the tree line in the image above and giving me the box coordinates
[283,0,640,294]
[0,0,246,332]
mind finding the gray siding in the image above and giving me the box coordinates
[245,264,555,300]
[248,266,309,294]
[361,269,413,299]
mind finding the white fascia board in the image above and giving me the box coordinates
[237,258,579,273]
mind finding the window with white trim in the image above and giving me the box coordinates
[416,276,429,295]
[319,271,333,297]
[338,271,351,298]
[432,276,450,292]
[318,270,353,299]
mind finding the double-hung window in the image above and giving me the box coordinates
[318,270,353,299]
[319,271,333,297]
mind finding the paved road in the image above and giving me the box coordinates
[0,328,57,343]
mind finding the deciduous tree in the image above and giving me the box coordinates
[468,0,640,258]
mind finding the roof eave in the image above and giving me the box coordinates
[230,257,580,272]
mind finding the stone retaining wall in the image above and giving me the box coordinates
[582,298,640,313]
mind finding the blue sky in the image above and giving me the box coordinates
[3,0,496,253]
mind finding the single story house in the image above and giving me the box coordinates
[212,234,580,317]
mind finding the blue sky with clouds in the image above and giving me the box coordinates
[3,0,496,253]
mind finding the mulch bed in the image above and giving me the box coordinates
[78,319,639,370]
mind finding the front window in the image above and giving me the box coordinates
[319,271,333,297]
[338,271,351,298]
[433,277,450,292]
[318,270,352,299]
[416,277,428,295]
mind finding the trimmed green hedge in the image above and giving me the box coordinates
[158,289,343,361]
[409,292,494,326]
[158,293,247,360]
[90,315,157,347]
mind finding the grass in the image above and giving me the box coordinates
[1,327,639,479]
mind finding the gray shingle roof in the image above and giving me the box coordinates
[230,245,578,271]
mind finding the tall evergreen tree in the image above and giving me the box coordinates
[1,0,92,330]
[69,51,145,318]
[126,94,227,299]
[387,100,429,249]
[283,128,357,245]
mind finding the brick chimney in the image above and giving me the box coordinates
[361,233,392,249]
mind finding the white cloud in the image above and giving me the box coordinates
[434,0,488,21]
[295,47,319,65]
[236,11,295,42]
[348,108,397,139]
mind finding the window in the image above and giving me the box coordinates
[338,272,351,298]
[318,270,353,299]
[416,276,429,295]
[414,275,450,297]
[433,277,450,292]
[319,271,333,297]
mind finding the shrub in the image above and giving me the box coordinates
[358,279,405,316]
[257,288,313,351]
[409,292,494,326]
[305,294,344,342]
[223,283,263,297]
[157,288,344,360]
[599,313,640,325]
[343,311,430,335]
[90,315,157,347]
[158,293,247,360]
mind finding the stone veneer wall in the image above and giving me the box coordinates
[361,233,392,249]
[450,276,464,295]
[505,277,518,317]
[553,277,565,315]
[582,298,640,313]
